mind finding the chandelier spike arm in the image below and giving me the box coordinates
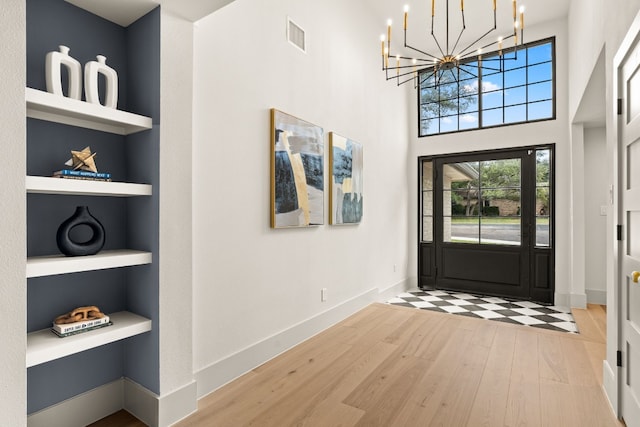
[379,0,526,87]
[450,10,467,55]
[402,42,445,62]
[457,63,479,79]
[386,66,422,87]
[431,30,447,59]
[456,24,500,58]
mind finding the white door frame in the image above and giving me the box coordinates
[614,8,640,423]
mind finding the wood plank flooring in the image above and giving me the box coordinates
[91,302,622,427]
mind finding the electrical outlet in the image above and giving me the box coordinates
[321,288,327,302]
[600,205,607,216]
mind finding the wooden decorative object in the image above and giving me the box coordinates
[65,146,98,173]
[54,305,105,325]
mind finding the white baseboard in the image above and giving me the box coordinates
[124,378,197,427]
[28,379,124,427]
[603,359,618,416]
[586,289,607,305]
[159,381,198,426]
[555,292,587,308]
[377,277,414,302]
[124,378,158,426]
[26,377,196,427]
[193,283,405,400]
[571,292,587,308]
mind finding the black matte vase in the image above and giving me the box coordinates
[56,206,105,256]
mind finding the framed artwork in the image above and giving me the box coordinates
[329,132,363,225]
[270,109,324,228]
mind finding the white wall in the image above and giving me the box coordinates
[0,0,27,425]
[584,127,607,304]
[407,18,572,304]
[192,0,410,396]
[157,9,197,425]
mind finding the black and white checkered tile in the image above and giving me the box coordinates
[388,289,578,334]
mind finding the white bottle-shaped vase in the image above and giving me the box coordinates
[45,45,82,100]
[84,55,118,109]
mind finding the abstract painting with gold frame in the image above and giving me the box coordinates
[270,109,324,228]
[329,132,363,225]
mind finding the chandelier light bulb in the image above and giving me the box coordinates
[520,5,526,13]
[412,58,417,64]
[387,19,392,26]
[404,5,409,29]
[380,34,385,42]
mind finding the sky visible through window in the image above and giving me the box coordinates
[419,38,555,136]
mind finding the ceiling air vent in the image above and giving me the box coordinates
[287,17,306,53]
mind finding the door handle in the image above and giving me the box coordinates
[633,271,640,283]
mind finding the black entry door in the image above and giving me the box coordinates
[419,146,554,303]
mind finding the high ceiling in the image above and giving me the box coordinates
[368,0,570,58]
[64,0,235,26]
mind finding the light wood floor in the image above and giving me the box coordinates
[92,302,623,427]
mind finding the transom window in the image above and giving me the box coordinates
[419,38,555,137]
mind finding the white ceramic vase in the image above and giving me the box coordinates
[45,45,82,100]
[84,55,118,109]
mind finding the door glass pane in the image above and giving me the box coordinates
[423,216,433,242]
[481,217,521,245]
[421,161,433,242]
[422,161,433,190]
[536,149,551,247]
[536,187,551,247]
[481,159,521,187]
[480,189,521,246]
[536,149,551,184]
[478,160,521,246]
[536,217,550,247]
[443,162,480,244]
[449,216,480,244]
[423,191,433,214]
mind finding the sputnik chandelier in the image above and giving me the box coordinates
[380,0,526,87]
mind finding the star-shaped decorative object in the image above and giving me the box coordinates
[65,146,98,173]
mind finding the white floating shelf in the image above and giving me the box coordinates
[26,87,152,135]
[27,250,152,278]
[27,311,152,368]
[26,176,152,197]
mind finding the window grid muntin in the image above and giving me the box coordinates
[418,38,555,137]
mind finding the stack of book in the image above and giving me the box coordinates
[53,169,111,182]
[51,315,112,338]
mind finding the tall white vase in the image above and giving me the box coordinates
[45,45,82,100]
[84,55,118,109]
